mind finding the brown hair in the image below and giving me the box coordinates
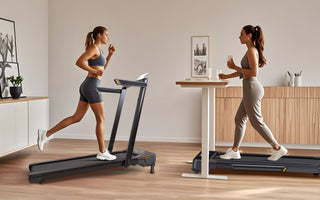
[85,26,107,50]
[243,25,266,67]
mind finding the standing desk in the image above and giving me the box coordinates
[176,79,229,180]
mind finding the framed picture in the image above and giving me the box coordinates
[191,36,209,78]
[0,17,20,97]
[0,18,18,63]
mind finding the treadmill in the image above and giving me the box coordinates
[29,74,156,183]
[192,151,320,175]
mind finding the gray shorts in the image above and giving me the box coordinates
[79,77,103,104]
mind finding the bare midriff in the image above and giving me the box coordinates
[87,65,104,79]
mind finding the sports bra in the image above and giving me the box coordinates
[88,47,106,66]
[239,55,250,79]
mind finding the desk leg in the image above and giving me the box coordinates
[209,87,215,151]
[201,88,210,177]
[181,88,227,180]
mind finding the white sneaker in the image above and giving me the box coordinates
[268,146,288,161]
[220,148,241,160]
[96,151,117,161]
[37,129,50,151]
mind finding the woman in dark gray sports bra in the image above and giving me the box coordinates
[219,25,288,161]
[37,26,117,161]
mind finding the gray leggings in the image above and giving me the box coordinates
[233,77,279,148]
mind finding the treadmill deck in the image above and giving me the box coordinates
[29,148,156,183]
[192,151,320,175]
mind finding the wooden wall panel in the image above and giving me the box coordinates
[216,87,320,145]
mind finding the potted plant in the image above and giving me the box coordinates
[6,75,23,99]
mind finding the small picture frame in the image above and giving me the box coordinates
[191,36,209,78]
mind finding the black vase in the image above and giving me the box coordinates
[10,86,22,99]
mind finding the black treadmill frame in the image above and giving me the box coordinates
[192,151,320,175]
[29,77,156,183]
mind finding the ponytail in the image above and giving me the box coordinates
[84,26,108,50]
[85,31,94,50]
[254,26,266,67]
[243,25,266,67]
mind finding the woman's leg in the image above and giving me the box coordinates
[89,102,106,153]
[232,100,248,152]
[46,100,89,137]
[242,80,280,150]
[244,100,281,150]
[220,100,247,159]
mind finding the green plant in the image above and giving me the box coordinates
[7,75,23,87]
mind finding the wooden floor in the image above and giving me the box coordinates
[0,139,319,200]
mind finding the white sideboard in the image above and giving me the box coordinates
[0,97,48,157]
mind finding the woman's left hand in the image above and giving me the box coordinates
[227,59,236,70]
[108,44,116,54]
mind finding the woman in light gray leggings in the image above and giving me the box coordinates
[219,25,288,161]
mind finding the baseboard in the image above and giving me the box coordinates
[216,142,320,150]
[54,134,201,143]
[53,134,320,150]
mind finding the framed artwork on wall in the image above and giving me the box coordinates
[191,36,209,78]
[0,17,20,97]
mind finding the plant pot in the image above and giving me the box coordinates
[10,86,22,99]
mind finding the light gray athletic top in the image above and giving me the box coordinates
[239,55,250,79]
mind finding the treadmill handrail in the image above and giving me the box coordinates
[97,87,122,93]
[114,78,147,87]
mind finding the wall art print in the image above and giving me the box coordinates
[191,36,209,78]
[0,17,20,98]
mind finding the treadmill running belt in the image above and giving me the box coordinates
[30,152,127,172]
[192,151,320,175]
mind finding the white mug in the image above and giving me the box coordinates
[215,69,222,80]
[208,68,212,79]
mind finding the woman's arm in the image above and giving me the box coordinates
[219,71,240,79]
[76,46,103,75]
[104,44,115,70]
[227,48,258,77]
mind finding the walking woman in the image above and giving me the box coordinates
[37,26,117,161]
[219,25,287,161]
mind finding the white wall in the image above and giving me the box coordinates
[48,0,320,143]
[1,0,48,96]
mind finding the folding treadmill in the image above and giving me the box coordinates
[192,151,320,175]
[29,74,156,183]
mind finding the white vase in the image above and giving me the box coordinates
[289,76,294,87]
[3,87,9,97]
[294,75,302,87]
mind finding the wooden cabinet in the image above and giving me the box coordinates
[0,97,48,157]
[216,87,320,145]
[14,101,29,149]
[0,103,17,155]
